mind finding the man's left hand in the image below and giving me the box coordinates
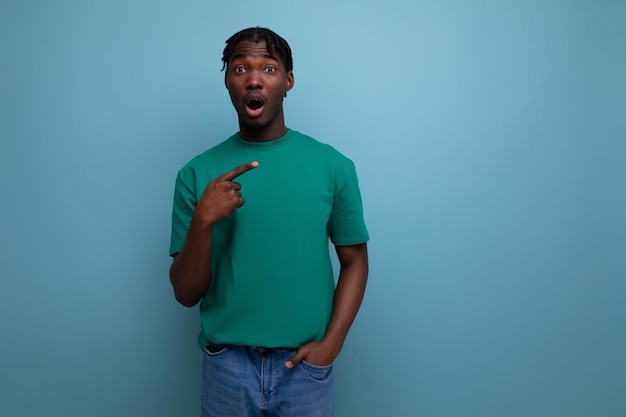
[284,341,339,369]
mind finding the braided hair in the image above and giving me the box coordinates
[221,27,293,72]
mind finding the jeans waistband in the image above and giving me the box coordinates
[206,344,296,353]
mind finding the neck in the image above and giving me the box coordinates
[238,118,288,143]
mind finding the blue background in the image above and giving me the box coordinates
[1,1,625,416]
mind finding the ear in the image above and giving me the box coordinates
[286,71,294,92]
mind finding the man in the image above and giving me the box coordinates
[169,27,369,417]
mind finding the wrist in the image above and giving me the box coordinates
[191,212,217,231]
[320,336,343,357]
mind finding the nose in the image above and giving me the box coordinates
[246,70,262,89]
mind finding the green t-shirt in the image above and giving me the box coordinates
[170,129,369,349]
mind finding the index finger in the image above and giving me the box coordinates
[218,161,259,182]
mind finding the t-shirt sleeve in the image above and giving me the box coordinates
[169,168,197,256]
[327,157,369,246]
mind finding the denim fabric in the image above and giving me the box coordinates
[202,345,334,417]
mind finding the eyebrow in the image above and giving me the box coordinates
[231,53,279,62]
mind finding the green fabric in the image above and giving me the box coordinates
[170,129,369,349]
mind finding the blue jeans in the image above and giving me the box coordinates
[201,344,334,417]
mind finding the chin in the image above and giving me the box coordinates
[240,115,270,129]
[242,120,268,130]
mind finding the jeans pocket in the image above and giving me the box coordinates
[205,344,229,356]
[299,360,333,381]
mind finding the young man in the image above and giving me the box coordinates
[169,27,369,417]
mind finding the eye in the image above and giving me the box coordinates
[233,66,246,73]
[265,66,276,73]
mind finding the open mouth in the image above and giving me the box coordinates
[247,99,264,110]
[245,97,265,117]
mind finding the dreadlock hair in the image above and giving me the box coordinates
[221,27,293,73]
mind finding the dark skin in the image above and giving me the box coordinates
[225,40,294,142]
[170,39,368,368]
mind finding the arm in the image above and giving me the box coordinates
[169,161,258,307]
[286,242,369,367]
[169,219,215,307]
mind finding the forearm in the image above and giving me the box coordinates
[322,244,369,355]
[169,217,215,307]
[283,243,368,368]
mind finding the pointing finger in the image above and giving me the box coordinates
[218,161,259,182]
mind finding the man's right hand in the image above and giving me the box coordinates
[194,161,259,225]
[170,161,259,307]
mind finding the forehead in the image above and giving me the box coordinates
[230,40,280,63]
